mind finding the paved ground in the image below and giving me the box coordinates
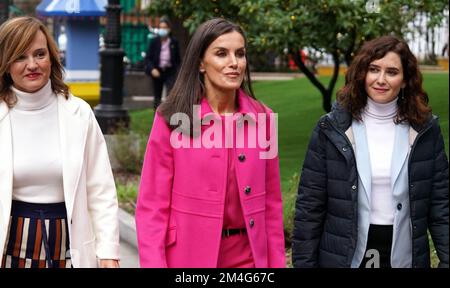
[251,72,304,80]
[118,208,139,268]
[119,238,139,268]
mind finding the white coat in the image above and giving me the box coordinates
[0,94,120,267]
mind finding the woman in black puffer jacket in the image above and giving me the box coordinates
[292,36,448,268]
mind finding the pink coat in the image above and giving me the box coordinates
[135,90,285,267]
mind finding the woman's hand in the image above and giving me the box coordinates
[99,259,120,268]
[151,68,161,78]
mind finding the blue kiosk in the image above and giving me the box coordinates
[36,0,107,105]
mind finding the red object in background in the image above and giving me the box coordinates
[289,49,307,70]
[288,55,297,70]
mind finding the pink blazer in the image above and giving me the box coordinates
[135,90,285,267]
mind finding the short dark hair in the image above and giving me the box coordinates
[336,35,431,126]
[159,16,172,28]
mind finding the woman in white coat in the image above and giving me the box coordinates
[0,17,120,268]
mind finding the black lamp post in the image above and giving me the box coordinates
[0,0,10,25]
[94,0,129,134]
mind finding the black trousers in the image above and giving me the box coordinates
[359,224,393,268]
[151,67,177,109]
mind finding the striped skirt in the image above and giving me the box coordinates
[1,200,72,268]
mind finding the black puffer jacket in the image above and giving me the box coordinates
[292,103,449,268]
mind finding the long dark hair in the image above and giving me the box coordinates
[336,35,431,126]
[159,18,256,134]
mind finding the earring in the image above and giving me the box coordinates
[400,88,405,100]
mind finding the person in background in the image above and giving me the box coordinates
[0,16,120,268]
[144,16,181,110]
[292,36,448,268]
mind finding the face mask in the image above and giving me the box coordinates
[158,28,169,38]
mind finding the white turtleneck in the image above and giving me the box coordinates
[10,81,64,203]
[362,97,398,225]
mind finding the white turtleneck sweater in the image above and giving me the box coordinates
[362,97,398,225]
[10,81,64,203]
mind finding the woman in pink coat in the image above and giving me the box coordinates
[135,18,285,268]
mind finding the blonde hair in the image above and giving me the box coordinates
[0,16,69,107]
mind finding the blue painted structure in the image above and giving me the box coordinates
[36,0,107,81]
[37,0,106,16]
[65,19,100,71]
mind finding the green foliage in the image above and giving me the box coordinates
[147,0,243,34]
[116,181,139,215]
[147,0,448,62]
[129,108,155,136]
[145,0,449,112]
[110,124,148,175]
[283,172,299,247]
[429,232,439,268]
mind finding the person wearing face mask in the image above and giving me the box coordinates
[292,36,448,268]
[144,17,181,110]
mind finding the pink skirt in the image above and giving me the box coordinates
[217,233,254,268]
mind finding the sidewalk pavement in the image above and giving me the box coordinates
[120,238,139,268]
[251,72,304,80]
[118,208,139,268]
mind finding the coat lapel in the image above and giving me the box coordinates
[351,119,372,202]
[390,123,410,194]
[58,95,87,219]
[0,102,12,235]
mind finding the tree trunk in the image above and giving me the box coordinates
[431,27,436,62]
[291,48,339,112]
[0,0,10,25]
[425,12,431,58]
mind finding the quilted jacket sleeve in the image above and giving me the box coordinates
[428,119,449,268]
[292,119,328,268]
